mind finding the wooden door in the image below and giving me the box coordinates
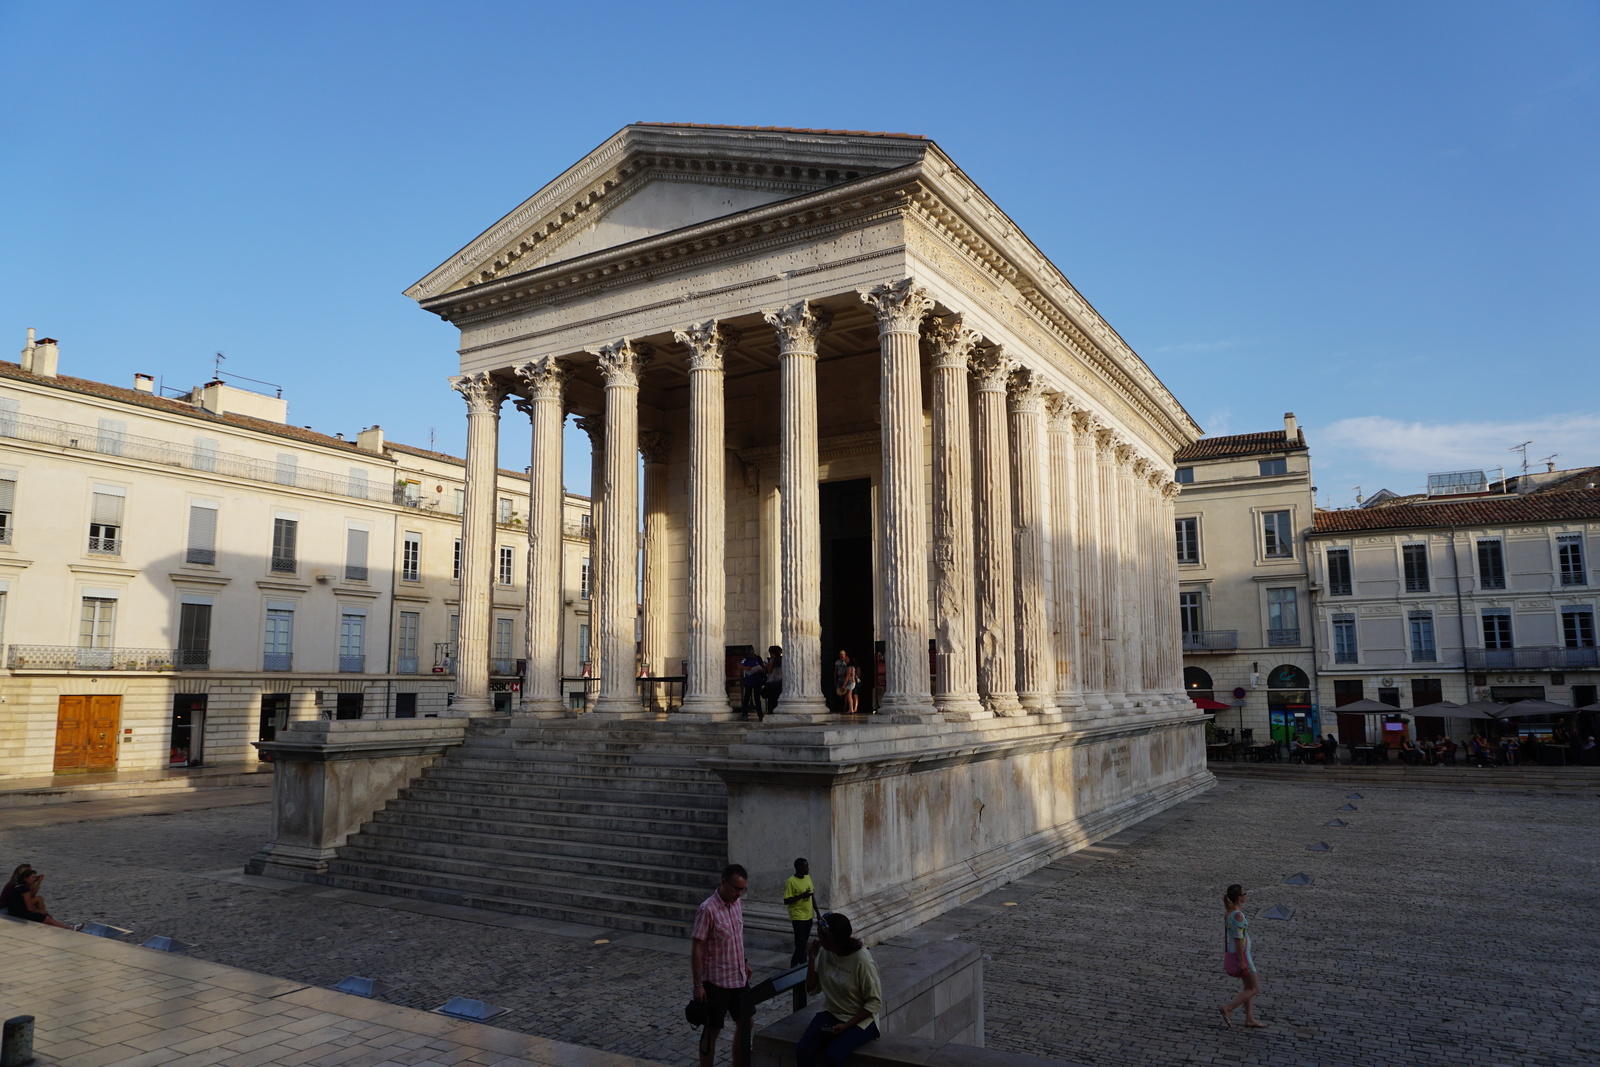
[54,696,89,772]
[86,696,122,771]
[1336,712,1367,745]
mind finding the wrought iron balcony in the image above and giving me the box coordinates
[270,556,297,574]
[1465,646,1600,670]
[88,535,121,554]
[1183,630,1238,652]
[344,565,368,582]
[263,653,293,672]
[185,548,216,565]
[397,656,419,675]
[7,645,176,671]
[1267,628,1301,647]
[1334,651,1358,664]
[1411,649,1438,663]
[176,649,210,671]
[338,655,365,673]
[490,658,517,676]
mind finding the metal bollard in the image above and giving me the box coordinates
[1,1015,35,1067]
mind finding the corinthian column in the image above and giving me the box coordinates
[449,370,507,716]
[674,321,737,720]
[512,357,570,715]
[926,316,986,720]
[1131,459,1157,697]
[1008,367,1053,711]
[1160,481,1185,693]
[590,340,651,717]
[970,346,1024,717]
[639,429,671,699]
[1096,429,1125,701]
[1113,442,1143,702]
[860,280,935,718]
[1073,414,1106,708]
[1046,393,1081,715]
[575,414,605,707]
[763,300,832,720]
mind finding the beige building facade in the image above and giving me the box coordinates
[0,337,592,780]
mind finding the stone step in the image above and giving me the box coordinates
[418,764,725,798]
[367,809,727,855]
[382,795,729,836]
[316,867,694,938]
[342,831,721,883]
[395,782,727,820]
[327,852,707,914]
[433,753,724,779]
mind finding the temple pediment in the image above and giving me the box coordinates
[406,123,930,300]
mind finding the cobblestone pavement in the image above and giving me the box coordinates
[3,782,1596,1066]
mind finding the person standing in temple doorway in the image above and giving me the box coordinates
[738,648,766,721]
[784,857,816,964]
[762,646,784,717]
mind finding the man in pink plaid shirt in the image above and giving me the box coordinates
[691,863,754,1066]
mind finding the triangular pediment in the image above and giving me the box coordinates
[406,123,930,300]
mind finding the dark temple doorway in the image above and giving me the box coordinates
[820,478,874,713]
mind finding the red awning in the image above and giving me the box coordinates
[1191,697,1232,710]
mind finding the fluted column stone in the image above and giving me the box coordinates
[1113,443,1142,702]
[575,414,605,708]
[639,429,671,699]
[971,346,1024,717]
[590,340,650,717]
[1160,481,1186,693]
[674,321,738,720]
[1046,394,1082,715]
[1008,367,1053,711]
[926,317,987,720]
[1131,459,1157,696]
[512,357,569,715]
[1072,414,1106,706]
[860,280,936,718]
[764,301,832,720]
[1095,430,1126,701]
[449,370,507,716]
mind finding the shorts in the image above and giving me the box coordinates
[701,981,753,1029]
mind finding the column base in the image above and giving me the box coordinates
[516,697,568,717]
[880,695,941,723]
[676,697,742,723]
[984,694,1027,717]
[449,696,494,717]
[589,701,656,720]
[763,698,831,723]
[935,695,992,722]
[1018,691,1054,713]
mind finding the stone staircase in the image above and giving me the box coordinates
[320,718,745,936]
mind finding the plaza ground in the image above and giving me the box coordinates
[1,777,1595,1066]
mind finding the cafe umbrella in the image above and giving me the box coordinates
[1496,698,1575,718]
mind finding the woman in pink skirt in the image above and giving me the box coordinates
[1218,884,1264,1027]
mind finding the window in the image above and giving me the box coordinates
[578,623,591,660]
[498,498,513,524]
[581,557,592,599]
[193,437,218,473]
[347,467,369,500]
[339,613,365,672]
[452,538,462,581]
[89,487,125,554]
[1326,548,1352,596]
[401,533,421,582]
[448,614,460,653]
[275,453,297,486]
[1477,539,1505,589]
[1262,510,1292,559]
[1402,543,1430,592]
[1175,517,1199,564]
[264,605,294,670]
[494,618,514,673]
[1173,466,1194,484]
[1482,610,1513,650]
[394,692,418,718]
[345,527,369,582]
[178,601,212,669]
[271,517,298,573]
[0,470,15,544]
[0,396,17,437]
[1266,587,1299,645]
[580,513,593,536]
[1179,591,1202,636]
[1559,535,1586,586]
[397,480,421,507]
[397,611,420,673]
[186,502,217,565]
[451,488,465,515]
[1332,615,1358,663]
[79,596,116,649]
[1409,611,1436,662]
[96,417,127,456]
[498,545,514,586]
[1563,608,1596,649]
[1258,457,1287,477]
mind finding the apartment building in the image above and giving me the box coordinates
[0,333,592,779]
[1306,466,1600,743]
[1172,414,1319,744]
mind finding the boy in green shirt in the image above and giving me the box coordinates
[782,857,815,965]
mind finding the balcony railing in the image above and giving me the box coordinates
[1465,647,1600,670]
[491,658,516,676]
[338,655,365,673]
[564,521,593,540]
[1267,628,1301,647]
[1411,649,1438,663]
[344,566,368,582]
[7,645,176,671]
[176,649,210,671]
[1183,630,1238,652]
[270,556,297,574]
[397,656,419,675]
[1334,651,1358,664]
[263,653,293,671]
[88,535,121,554]
[185,548,216,565]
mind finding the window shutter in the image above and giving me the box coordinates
[187,504,218,562]
[91,492,125,526]
[346,528,369,579]
[0,476,14,512]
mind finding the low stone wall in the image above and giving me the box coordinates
[711,706,1211,941]
[245,718,467,880]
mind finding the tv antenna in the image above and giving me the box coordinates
[1352,485,1363,505]
[214,351,226,380]
[1538,453,1559,473]
[1509,441,1533,476]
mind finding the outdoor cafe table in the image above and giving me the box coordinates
[1244,741,1278,762]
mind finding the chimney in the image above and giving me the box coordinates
[356,425,385,453]
[32,337,59,378]
[1284,412,1298,442]
[20,328,35,373]
[133,374,154,394]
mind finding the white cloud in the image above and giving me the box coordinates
[1203,406,1233,436]
[1319,414,1600,480]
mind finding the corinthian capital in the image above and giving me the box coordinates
[639,430,672,464]
[450,371,508,414]
[512,356,570,401]
[1044,391,1075,428]
[762,300,833,356]
[574,415,604,449]
[1162,481,1183,501]
[1113,441,1136,466]
[1006,366,1047,414]
[968,345,1015,392]
[591,339,652,388]
[673,320,741,372]
[1094,427,1119,454]
[925,315,982,370]
[858,278,934,336]
[1071,409,1098,437]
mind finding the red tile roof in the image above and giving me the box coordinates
[1173,429,1306,462]
[635,122,925,140]
[1310,489,1600,535]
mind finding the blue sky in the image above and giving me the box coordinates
[2,1,1595,505]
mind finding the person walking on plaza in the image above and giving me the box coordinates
[691,864,754,1067]
[1218,883,1264,1028]
[784,857,816,965]
[798,912,882,1066]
